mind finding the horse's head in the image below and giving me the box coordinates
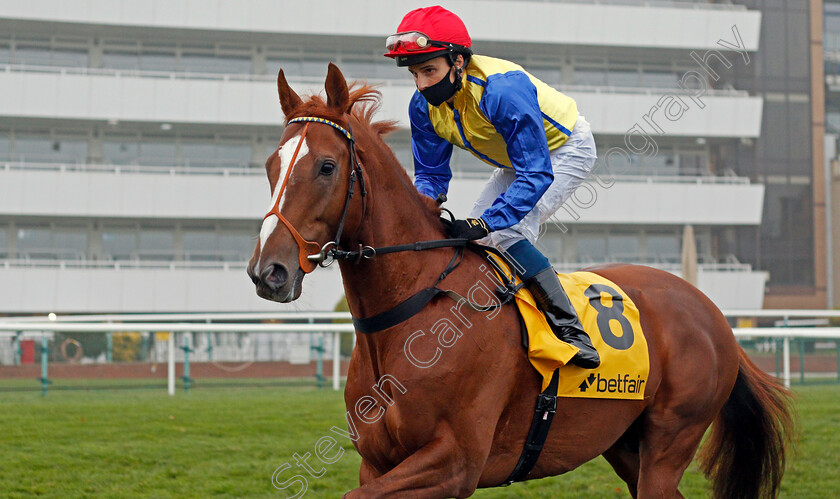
[247,63,365,303]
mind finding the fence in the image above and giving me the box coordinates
[1,310,838,395]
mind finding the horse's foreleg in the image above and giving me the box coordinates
[344,435,484,499]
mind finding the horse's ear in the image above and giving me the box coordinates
[277,69,302,117]
[325,62,350,113]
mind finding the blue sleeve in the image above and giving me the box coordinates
[409,91,453,199]
[477,72,554,231]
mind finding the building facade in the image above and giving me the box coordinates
[0,0,825,313]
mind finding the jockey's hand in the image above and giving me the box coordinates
[449,218,490,240]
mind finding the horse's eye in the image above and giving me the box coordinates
[319,161,336,176]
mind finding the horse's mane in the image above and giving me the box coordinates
[286,82,442,219]
[285,83,398,137]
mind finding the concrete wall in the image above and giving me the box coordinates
[0,0,761,51]
[0,169,763,226]
[0,70,764,137]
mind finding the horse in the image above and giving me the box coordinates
[247,63,793,498]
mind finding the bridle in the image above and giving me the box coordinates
[262,116,369,273]
[263,114,519,333]
[265,114,473,272]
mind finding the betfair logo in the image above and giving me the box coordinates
[578,373,646,394]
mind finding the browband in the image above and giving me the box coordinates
[288,117,353,141]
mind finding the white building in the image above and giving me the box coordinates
[0,0,770,313]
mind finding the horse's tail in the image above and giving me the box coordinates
[698,347,795,499]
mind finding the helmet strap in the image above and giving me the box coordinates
[447,52,465,93]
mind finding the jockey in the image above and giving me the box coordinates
[384,6,600,368]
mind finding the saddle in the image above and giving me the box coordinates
[482,248,650,400]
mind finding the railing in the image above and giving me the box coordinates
[0,161,260,177]
[500,0,743,10]
[1,159,757,185]
[0,256,757,273]
[449,169,754,185]
[0,63,751,97]
[0,258,248,271]
[0,309,836,395]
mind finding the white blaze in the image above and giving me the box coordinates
[258,135,308,256]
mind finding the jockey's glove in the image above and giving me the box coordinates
[449,217,490,240]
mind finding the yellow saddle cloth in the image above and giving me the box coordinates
[489,255,650,400]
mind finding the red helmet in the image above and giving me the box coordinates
[384,6,472,67]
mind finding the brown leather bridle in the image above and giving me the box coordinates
[262,116,367,273]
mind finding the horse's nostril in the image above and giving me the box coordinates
[247,266,260,285]
[260,263,289,290]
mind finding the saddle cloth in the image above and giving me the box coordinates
[488,254,650,400]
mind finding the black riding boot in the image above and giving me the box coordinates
[524,267,600,369]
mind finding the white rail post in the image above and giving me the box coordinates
[333,331,341,391]
[782,336,791,389]
[168,332,176,396]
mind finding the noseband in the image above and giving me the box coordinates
[262,116,368,273]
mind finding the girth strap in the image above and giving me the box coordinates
[503,369,561,485]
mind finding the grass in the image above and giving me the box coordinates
[0,383,837,498]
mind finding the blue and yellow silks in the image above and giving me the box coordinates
[409,55,578,231]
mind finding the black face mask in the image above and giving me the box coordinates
[420,66,459,107]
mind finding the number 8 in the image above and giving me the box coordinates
[584,284,634,350]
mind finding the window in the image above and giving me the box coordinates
[215,144,252,167]
[13,135,52,163]
[640,70,679,88]
[102,230,137,260]
[138,229,175,260]
[180,141,251,168]
[219,232,256,261]
[16,226,51,258]
[183,230,219,261]
[12,134,88,164]
[139,140,177,166]
[574,68,607,86]
[52,229,88,258]
[13,45,87,67]
[607,69,640,88]
[182,53,251,74]
[608,234,639,261]
[0,131,9,161]
[103,137,140,165]
[646,234,680,263]
[526,67,563,85]
[139,51,178,72]
[102,51,140,70]
[576,233,607,263]
[51,48,88,67]
[536,233,563,262]
[14,46,53,65]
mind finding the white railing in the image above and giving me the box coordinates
[2,160,755,184]
[0,257,756,273]
[448,169,754,185]
[0,161,260,177]
[0,63,751,97]
[0,310,837,393]
[0,258,248,271]
[500,0,743,10]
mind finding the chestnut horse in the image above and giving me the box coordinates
[248,64,793,498]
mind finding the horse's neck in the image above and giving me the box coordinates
[337,150,451,323]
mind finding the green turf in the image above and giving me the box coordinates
[0,384,836,498]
